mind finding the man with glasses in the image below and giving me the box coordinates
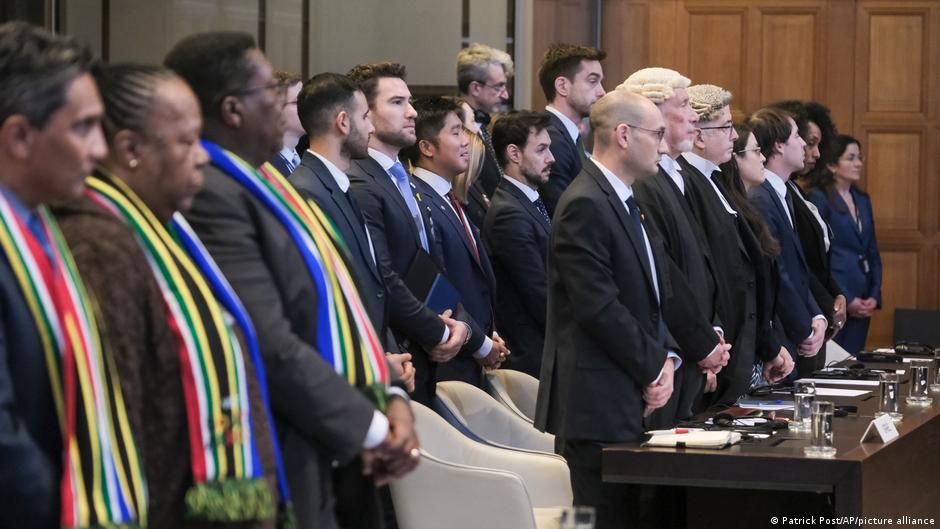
[680,84,789,405]
[535,90,680,529]
[456,42,514,197]
[617,69,730,430]
[268,69,304,176]
[166,32,419,529]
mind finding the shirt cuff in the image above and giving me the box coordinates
[652,351,682,385]
[808,315,828,340]
[473,336,494,359]
[440,325,450,344]
[362,410,389,450]
[713,326,724,338]
[387,386,410,402]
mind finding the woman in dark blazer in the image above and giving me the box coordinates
[807,135,883,354]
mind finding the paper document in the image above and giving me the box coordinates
[796,378,879,387]
[813,387,870,397]
[643,430,741,449]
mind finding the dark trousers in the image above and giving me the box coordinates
[333,457,382,529]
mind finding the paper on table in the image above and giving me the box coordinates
[796,378,879,387]
[813,387,870,397]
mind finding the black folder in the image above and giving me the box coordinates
[402,250,460,313]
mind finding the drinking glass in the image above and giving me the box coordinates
[803,401,837,458]
[791,381,816,432]
[906,359,933,406]
[875,372,902,423]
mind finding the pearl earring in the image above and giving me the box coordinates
[129,159,139,168]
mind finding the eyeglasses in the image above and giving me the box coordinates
[478,81,508,93]
[225,81,286,100]
[626,123,666,141]
[735,146,761,155]
[698,124,735,138]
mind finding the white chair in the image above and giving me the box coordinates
[436,380,555,454]
[486,369,540,422]
[390,401,571,529]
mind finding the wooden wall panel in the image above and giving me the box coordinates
[759,12,817,103]
[687,9,746,102]
[869,251,919,347]
[604,0,940,349]
[531,0,594,109]
[863,130,922,231]
[868,13,925,114]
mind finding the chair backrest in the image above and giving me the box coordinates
[893,308,940,347]
[390,451,540,529]
[436,381,554,453]
[487,369,540,421]
[410,401,573,508]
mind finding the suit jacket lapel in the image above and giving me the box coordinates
[359,157,424,250]
[499,179,550,234]
[416,177,485,272]
[585,162,657,297]
[304,154,382,284]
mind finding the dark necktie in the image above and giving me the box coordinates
[575,134,588,163]
[625,196,653,282]
[784,185,798,228]
[533,197,551,225]
[447,191,480,262]
[710,170,723,187]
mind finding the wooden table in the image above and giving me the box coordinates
[602,363,940,528]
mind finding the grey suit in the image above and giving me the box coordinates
[184,162,377,529]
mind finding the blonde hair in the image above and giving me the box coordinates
[456,43,515,94]
[687,84,732,123]
[453,127,486,202]
[616,67,690,105]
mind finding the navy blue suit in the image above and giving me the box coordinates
[809,188,882,354]
[267,151,294,179]
[0,250,61,529]
[289,151,388,343]
[750,179,822,357]
[539,112,583,216]
[412,175,496,387]
[482,179,550,378]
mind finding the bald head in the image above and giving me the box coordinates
[590,90,657,150]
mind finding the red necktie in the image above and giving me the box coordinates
[447,191,480,262]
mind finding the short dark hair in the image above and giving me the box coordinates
[402,96,463,165]
[491,110,552,168]
[768,100,809,140]
[746,107,793,160]
[347,62,407,107]
[537,43,606,101]
[296,72,360,137]
[164,31,257,121]
[808,134,862,199]
[93,63,179,141]
[0,22,95,128]
[273,70,302,89]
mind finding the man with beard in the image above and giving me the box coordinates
[347,63,473,404]
[483,110,555,378]
[618,68,729,426]
[537,43,607,215]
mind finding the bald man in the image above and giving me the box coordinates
[535,90,681,529]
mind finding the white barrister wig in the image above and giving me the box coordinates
[616,67,691,105]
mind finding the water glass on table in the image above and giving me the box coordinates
[876,372,902,423]
[803,401,837,458]
[791,381,816,432]
[906,359,933,406]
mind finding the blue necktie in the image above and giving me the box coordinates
[533,197,551,225]
[389,161,429,252]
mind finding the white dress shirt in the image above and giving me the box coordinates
[545,105,580,144]
[681,152,737,215]
[503,175,541,202]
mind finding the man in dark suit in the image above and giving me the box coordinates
[681,84,792,404]
[618,68,729,424]
[166,33,418,529]
[456,43,514,197]
[0,23,107,528]
[346,62,472,404]
[267,70,304,176]
[536,43,606,215]
[535,89,681,529]
[747,107,827,373]
[482,111,555,378]
[404,96,510,387]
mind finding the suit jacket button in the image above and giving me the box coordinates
[748,313,756,320]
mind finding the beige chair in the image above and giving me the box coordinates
[486,368,540,422]
[436,380,554,454]
[390,401,570,529]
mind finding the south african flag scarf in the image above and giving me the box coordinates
[201,140,390,407]
[0,191,146,528]
[84,171,292,524]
